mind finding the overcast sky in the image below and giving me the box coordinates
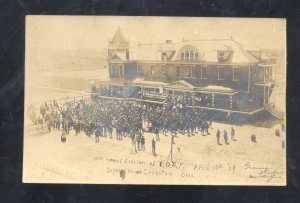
[26,16,286,71]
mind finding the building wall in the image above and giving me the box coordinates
[109,61,252,92]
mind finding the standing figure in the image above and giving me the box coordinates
[224,130,229,145]
[201,122,206,136]
[137,134,141,151]
[108,125,113,139]
[95,127,100,143]
[152,138,157,156]
[155,127,160,141]
[231,127,237,141]
[216,130,221,145]
[205,121,210,135]
[251,134,257,143]
[141,136,145,151]
[209,119,213,129]
[130,129,137,154]
[171,133,175,144]
[61,131,66,143]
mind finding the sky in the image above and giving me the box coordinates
[25,16,286,71]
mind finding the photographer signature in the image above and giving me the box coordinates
[244,162,283,182]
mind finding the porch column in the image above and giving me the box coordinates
[263,85,266,106]
[263,66,266,83]
[230,95,233,109]
[110,85,113,97]
[212,93,214,107]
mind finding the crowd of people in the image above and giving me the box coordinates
[28,95,214,155]
[97,86,214,108]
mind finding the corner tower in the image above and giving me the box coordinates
[108,27,130,60]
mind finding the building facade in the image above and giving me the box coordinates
[94,28,283,122]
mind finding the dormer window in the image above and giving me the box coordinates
[161,52,167,61]
[190,51,194,60]
[180,48,199,61]
[195,52,199,61]
[218,52,225,62]
[185,51,189,60]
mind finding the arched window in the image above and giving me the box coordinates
[195,52,199,61]
[181,52,184,60]
[185,51,189,60]
[190,51,194,61]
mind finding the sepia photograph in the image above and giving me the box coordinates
[23,16,286,185]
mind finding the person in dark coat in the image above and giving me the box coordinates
[61,131,66,143]
[251,134,257,143]
[224,130,229,145]
[201,122,206,136]
[231,127,237,141]
[95,127,100,142]
[205,121,210,135]
[141,136,145,151]
[216,130,221,145]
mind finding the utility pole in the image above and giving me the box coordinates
[167,133,174,162]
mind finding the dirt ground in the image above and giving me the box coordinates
[23,120,286,185]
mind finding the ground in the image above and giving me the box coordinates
[23,119,286,185]
[23,68,286,185]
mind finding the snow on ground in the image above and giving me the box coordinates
[23,121,286,185]
[23,68,286,185]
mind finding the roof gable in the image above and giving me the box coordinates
[111,28,128,45]
[168,80,194,89]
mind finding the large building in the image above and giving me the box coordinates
[94,28,284,122]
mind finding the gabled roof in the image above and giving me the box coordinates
[130,44,163,61]
[108,28,260,64]
[131,78,167,87]
[111,28,128,45]
[175,39,258,63]
[126,39,259,64]
[111,51,127,60]
[167,80,195,89]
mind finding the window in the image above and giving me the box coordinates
[195,52,199,61]
[176,66,181,78]
[185,51,189,60]
[200,67,207,79]
[233,68,239,81]
[218,52,225,62]
[151,65,155,76]
[110,64,115,76]
[161,66,166,76]
[184,66,192,77]
[181,52,185,60]
[119,65,123,76]
[190,51,194,61]
[218,67,225,80]
[137,64,144,76]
